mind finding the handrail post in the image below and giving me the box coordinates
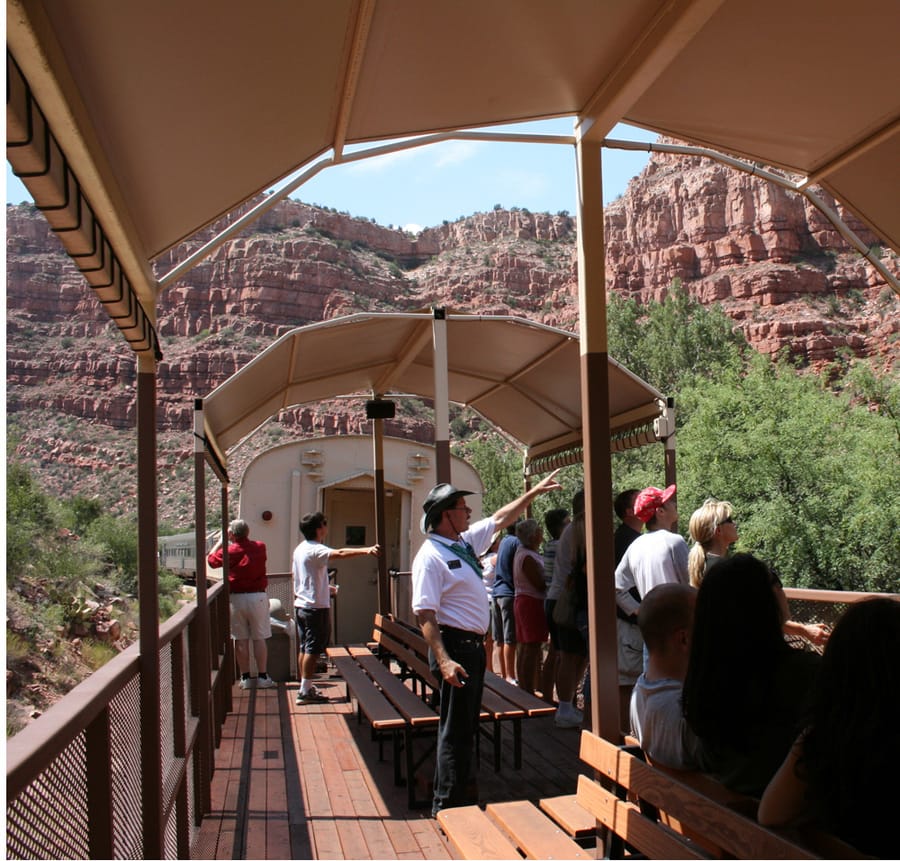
[85,708,114,859]
[171,635,190,857]
[137,355,163,857]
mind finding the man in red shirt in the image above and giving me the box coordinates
[207,519,274,689]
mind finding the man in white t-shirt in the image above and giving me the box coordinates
[412,470,562,816]
[615,484,689,620]
[292,512,380,705]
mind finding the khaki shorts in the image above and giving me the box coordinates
[230,592,272,641]
[617,617,644,685]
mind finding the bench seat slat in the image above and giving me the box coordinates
[480,687,525,720]
[436,806,521,860]
[486,800,592,860]
[348,648,439,726]
[484,671,556,717]
[538,793,597,839]
[326,650,406,730]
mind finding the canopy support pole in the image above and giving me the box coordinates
[575,138,620,742]
[432,308,452,484]
[192,399,213,818]
[371,398,390,615]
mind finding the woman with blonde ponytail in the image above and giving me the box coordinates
[687,498,737,587]
[688,500,831,647]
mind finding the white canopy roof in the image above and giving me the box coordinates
[202,312,666,471]
[8,0,899,342]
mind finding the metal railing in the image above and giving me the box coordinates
[6,584,895,858]
[6,579,232,860]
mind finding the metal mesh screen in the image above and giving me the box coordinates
[6,734,90,859]
[160,642,176,779]
[187,748,198,850]
[786,596,850,654]
[267,573,293,612]
[164,800,179,859]
[110,674,143,859]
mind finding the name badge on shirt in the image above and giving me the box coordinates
[448,559,462,569]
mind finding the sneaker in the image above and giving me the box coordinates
[239,676,253,690]
[256,676,276,689]
[295,686,328,704]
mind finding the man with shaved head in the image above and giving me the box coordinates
[629,582,700,769]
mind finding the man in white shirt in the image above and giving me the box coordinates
[413,470,562,816]
[292,512,380,705]
[615,484,689,621]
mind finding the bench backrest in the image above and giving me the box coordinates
[579,732,817,860]
[372,614,436,687]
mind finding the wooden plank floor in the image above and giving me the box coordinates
[196,672,592,859]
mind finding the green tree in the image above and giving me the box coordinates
[7,461,55,579]
[607,286,748,393]
[84,514,140,594]
[453,435,523,516]
[62,495,105,536]
[677,355,900,592]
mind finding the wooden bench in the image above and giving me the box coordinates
[438,728,848,859]
[644,751,868,859]
[373,613,556,770]
[577,731,821,859]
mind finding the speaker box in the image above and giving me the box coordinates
[365,399,396,419]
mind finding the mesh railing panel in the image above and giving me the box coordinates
[267,573,293,612]
[160,641,176,772]
[187,748,198,848]
[6,734,90,860]
[164,800,179,859]
[110,674,143,860]
[785,596,851,653]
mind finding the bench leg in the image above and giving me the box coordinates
[405,727,416,807]
[395,729,404,787]
[513,719,522,769]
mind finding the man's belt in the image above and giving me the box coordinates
[439,625,485,647]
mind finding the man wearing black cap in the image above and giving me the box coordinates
[413,470,562,816]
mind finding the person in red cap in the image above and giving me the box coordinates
[614,484,689,627]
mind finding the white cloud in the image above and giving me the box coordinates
[346,146,424,174]
[433,140,482,168]
[403,223,423,235]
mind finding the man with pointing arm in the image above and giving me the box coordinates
[412,470,562,816]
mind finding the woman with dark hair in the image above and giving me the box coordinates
[759,597,900,857]
[682,553,820,796]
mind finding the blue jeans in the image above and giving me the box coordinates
[429,628,486,816]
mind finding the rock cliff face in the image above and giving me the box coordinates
[6,147,898,525]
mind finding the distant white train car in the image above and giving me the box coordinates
[158,530,218,580]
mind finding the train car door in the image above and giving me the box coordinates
[324,486,402,644]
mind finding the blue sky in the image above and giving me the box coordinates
[5,120,657,233]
